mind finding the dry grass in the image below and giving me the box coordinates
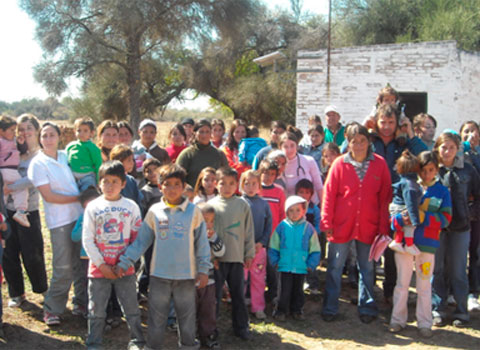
[1,121,480,349]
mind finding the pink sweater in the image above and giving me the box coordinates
[321,153,392,245]
[0,138,20,168]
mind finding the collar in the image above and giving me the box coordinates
[343,150,374,165]
[419,177,438,188]
[157,196,188,212]
[286,217,306,225]
[440,155,464,170]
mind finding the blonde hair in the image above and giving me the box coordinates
[239,169,261,193]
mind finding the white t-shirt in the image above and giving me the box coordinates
[28,150,82,229]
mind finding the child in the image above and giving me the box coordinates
[0,116,29,227]
[389,151,452,337]
[240,170,272,319]
[269,196,320,321]
[259,159,286,303]
[300,125,325,170]
[238,126,268,167]
[210,167,255,340]
[184,184,195,202]
[389,150,424,256]
[116,163,211,349]
[193,167,218,205]
[266,150,287,190]
[165,123,187,163]
[110,144,144,210]
[197,203,225,349]
[140,158,162,211]
[66,117,102,192]
[71,186,101,317]
[295,179,321,295]
[82,161,145,349]
[320,143,341,182]
[211,119,226,148]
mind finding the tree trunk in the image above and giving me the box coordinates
[126,35,142,137]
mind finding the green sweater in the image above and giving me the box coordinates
[66,140,103,177]
[209,195,255,263]
[176,142,229,187]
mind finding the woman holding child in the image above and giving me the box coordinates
[28,122,84,326]
[2,113,48,307]
[321,123,392,323]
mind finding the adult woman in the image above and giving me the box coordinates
[177,119,229,187]
[2,114,48,307]
[222,119,250,177]
[279,132,323,205]
[413,113,437,150]
[117,120,134,146]
[211,118,226,148]
[28,122,84,325]
[432,132,480,327]
[97,120,119,161]
[321,123,392,323]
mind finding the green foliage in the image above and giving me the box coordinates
[0,98,72,120]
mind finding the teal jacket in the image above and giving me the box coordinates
[269,218,320,274]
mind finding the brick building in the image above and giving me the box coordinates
[296,40,480,134]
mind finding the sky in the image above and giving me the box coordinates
[0,0,329,110]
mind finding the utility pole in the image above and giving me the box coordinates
[327,0,332,101]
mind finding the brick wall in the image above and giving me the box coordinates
[296,41,480,136]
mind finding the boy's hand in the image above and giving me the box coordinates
[99,264,117,280]
[244,258,253,269]
[0,222,7,231]
[255,242,263,254]
[196,273,208,289]
[112,265,125,278]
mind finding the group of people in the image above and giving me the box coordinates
[0,84,479,349]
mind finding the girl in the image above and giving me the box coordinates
[165,123,187,163]
[240,170,272,320]
[389,151,452,338]
[193,167,218,205]
[300,125,325,171]
[97,120,119,162]
[432,132,480,327]
[279,132,323,205]
[320,143,340,182]
[211,119,226,148]
[28,122,84,325]
[388,150,423,256]
[222,119,250,177]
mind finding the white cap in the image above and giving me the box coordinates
[285,195,307,213]
[324,105,340,115]
[139,119,157,131]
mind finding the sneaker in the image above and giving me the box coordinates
[201,334,221,350]
[12,211,30,228]
[389,323,404,333]
[167,321,178,332]
[432,316,446,327]
[405,244,420,256]
[452,319,468,328]
[255,310,266,320]
[309,288,321,295]
[418,328,433,338]
[43,311,60,326]
[468,294,480,312]
[8,295,26,308]
[388,241,405,254]
[72,304,87,317]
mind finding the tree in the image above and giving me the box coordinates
[22,0,254,133]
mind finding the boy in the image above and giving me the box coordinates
[269,196,320,321]
[197,203,225,349]
[116,163,211,350]
[82,161,145,350]
[259,159,286,302]
[209,167,255,340]
[66,117,102,192]
[295,179,321,294]
[140,158,162,211]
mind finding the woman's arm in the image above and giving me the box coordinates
[37,184,79,204]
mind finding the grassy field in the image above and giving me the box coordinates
[1,121,480,349]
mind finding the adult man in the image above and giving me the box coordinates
[323,106,345,147]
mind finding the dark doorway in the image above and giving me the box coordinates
[398,92,428,119]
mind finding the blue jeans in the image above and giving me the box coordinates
[322,240,378,317]
[147,277,198,350]
[75,172,97,192]
[86,275,145,349]
[432,230,470,321]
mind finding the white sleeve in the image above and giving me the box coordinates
[82,202,105,268]
[27,158,50,187]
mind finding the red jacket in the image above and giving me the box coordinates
[222,146,250,178]
[321,153,392,245]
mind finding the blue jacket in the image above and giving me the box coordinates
[239,137,268,166]
[300,144,324,171]
[306,202,320,233]
[121,174,144,213]
[242,194,272,247]
[71,213,87,258]
[268,218,320,274]
[392,173,423,226]
[252,145,273,170]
